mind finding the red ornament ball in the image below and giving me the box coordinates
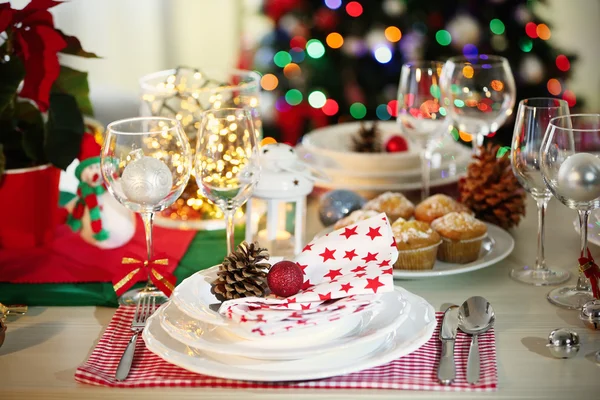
[267,261,304,298]
[385,135,409,152]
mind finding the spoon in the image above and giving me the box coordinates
[458,296,496,385]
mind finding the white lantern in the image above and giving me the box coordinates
[245,143,326,257]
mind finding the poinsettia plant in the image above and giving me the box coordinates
[0,0,98,175]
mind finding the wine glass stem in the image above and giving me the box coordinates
[141,212,155,290]
[534,198,548,271]
[420,147,431,201]
[224,209,235,255]
[472,133,485,154]
[577,210,592,292]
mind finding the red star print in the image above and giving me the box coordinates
[355,272,367,278]
[240,315,248,323]
[382,268,393,275]
[366,226,382,240]
[251,328,265,336]
[301,279,313,290]
[290,312,302,318]
[296,319,308,325]
[362,252,378,263]
[297,263,308,275]
[378,259,391,267]
[344,249,358,261]
[340,283,354,293]
[365,277,385,293]
[382,216,387,221]
[351,265,367,273]
[256,314,265,322]
[302,243,313,252]
[319,247,336,262]
[324,268,343,280]
[301,303,311,310]
[319,292,332,301]
[287,297,297,304]
[391,238,397,247]
[340,226,358,239]
[284,326,293,331]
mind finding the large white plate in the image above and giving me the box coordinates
[143,287,436,382]
[158,290,410,360]
[316,223,514,279]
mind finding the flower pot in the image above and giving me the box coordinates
[0,164,61,249]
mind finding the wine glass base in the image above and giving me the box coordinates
[509,266,570,286]
[118,287,169,306]
[547,286,595,310]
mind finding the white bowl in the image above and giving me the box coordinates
[301,121,422,171]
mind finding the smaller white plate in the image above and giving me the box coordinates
[143,287,436,382]
[315,223,514,279]
[159,290,409,360]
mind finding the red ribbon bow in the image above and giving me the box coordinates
[578,248,600,299]
[112,255,176,298]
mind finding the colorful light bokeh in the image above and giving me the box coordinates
[324,0,342,10]
[547,78,561,96]
[349,102,367,119]
[326,32,344,49]
[462,65,474,79]
[346,1,363,17]
[536,24,551,40]
[285,89,303,105]
[322,99,339,116]
[387,100,398,117]
[374,46,392,63]
[308,91,327,108]
[274,51,292,67]
[260,74,278,91]
[556,55,570,72]
[563,90,576,107]
[283,63,302,79]
[519,38,533,52]
[436,30,451,46]
[306,39,326,58]
[490,19,505,35]
[384,26,402,42]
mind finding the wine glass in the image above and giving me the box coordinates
[510,98,571,286]
[440,55,516,153]
[101,117,192,305]
[195,108,260,255]
[396,61,448,200]
[540,114,600,309]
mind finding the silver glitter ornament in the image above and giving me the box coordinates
[546,328,580,359]
[580,299,600,330]
[122,156,173,204]
[557,153,600,202]
[318,190,366,227]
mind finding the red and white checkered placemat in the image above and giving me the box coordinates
[75,306,497,391]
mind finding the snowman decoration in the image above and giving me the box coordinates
[65,133,135,249]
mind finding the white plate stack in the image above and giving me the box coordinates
[299,121,472,197]
[142,266,437,382]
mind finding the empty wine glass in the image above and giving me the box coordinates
[440,55,516,153]
[195,108,260,255]
[540,114,600,309]
[396,61,448,200]
[510,98,571,286]
[101,117,192,305]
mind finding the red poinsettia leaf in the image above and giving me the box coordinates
[56,29,100,58]
[16,24,67,111]
[0,6,15,33]
[16,8,55,27]
[15,0,62,20]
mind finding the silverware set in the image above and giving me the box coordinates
[437,296,496,386]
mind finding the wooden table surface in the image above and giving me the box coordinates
[1,197,599,399]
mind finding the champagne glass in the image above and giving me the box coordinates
[101,117,192,305]
[195,108,260,255]
[396,61,448,200]
[540,114,600,309]
[510,98,571,286]
[440,55,516,153]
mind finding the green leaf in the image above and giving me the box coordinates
[0,143,5,176]
[53,66,94,116]
[0,57,25,116]
[496,146,511,159]
[45,93,85,170]
[16,101,45,163]
[56,29,101,59]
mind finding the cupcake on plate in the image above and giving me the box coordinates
[333,210,379,230]
[363,192,414,221]
[392,220,441,270]
[414,194,472,224]
[431,212,487,264]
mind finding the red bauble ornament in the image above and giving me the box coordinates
[267,261,303,297]
[385,135,409,152]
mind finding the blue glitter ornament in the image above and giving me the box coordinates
[318,190,366,226]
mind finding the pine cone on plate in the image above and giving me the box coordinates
[459,143,526,230]
[352,122,381,153]
[211,241,271,301]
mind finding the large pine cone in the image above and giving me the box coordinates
[459,143,526,229]
[211,241,270,301]
[352,122,380,153]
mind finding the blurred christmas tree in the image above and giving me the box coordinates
[246,0,577,145]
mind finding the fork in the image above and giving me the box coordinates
[115,295,156,381]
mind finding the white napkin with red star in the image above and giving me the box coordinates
[218,213,398,336]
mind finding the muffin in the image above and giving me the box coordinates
[392,220,441,270]
[363,192,414,221]
[414,194,472,224]
[333,210,380,230]
[431,212,487,264]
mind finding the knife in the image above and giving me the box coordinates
[437,305,459,385]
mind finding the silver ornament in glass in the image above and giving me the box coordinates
[580,299,600,330]
[122,156,173,204]
[318,190,366,226]
[557,153,600,202]
[546,328,580,359]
